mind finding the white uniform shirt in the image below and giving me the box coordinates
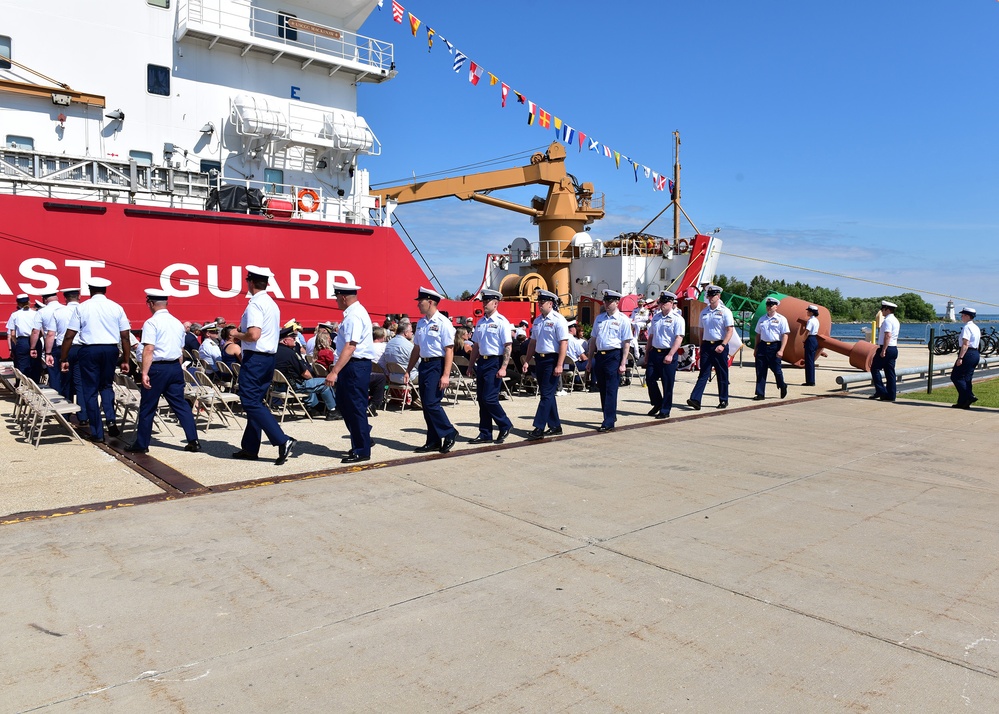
[755,312,790,342]
[337,301,376,359]
[566,335,587,361]
[68,294,130,345]
[199,338,223,369]
[53,302,80,346]
[471,312,512,356]
[240,291,280,353]
[805,315,819,337]
[531,311,570,354]
[38,301,61,340]
[140,308,186,361]
[413,311,455,358]
[6,309,36,339]
[879,314,900,347]
[591,311,633,350]
[700,304,735,341]
[961,322,981,350]
[648,310,685,350]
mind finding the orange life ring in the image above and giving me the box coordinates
[677,238,690,254]
[297,188,320,213]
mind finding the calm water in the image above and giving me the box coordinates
[829,316,999,343]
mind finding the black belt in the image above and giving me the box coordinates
[760,341,779,345]
[477,355,499,359]
[597,348,622,355]
[650,346,668,351]
[421,356,443,362]
[706,340,724,345]
[536,352,555,358]
[152,359,178,364]
[350,357,371,362]
[242,349,274,356]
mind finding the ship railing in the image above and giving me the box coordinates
[177,0,394,77]
[213,176,378,226]
[0,147,212,200]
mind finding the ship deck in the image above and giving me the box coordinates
[2,344,998,711]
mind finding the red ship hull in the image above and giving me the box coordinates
[1,195,530,353]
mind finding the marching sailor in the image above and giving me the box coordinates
[950,307,981,409]
[870,300,900,402]
[60,278,130,442]
[753,297,790,400]
[6,294,35,380]
[644,291,685,419]
[31,289,63,392]
[231,265,297,465]
[406,287,459,453]
[523,290,569,441]
[802,304,820,386]
[125,289,200,453]
[687,285,735,410]
[586,289,633,432]
[467,289,513,444]
[325,282,376,463]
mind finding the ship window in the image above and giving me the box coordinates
[0,36,10,70]
[660,268,666,280]
[6,135,33,150]
[200,159,222,175]
[129,150,153,167]
[278,12,298,42]
[264,168,284,188]
[147,64,171,96]
[146,0,170,7]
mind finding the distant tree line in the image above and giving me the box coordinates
[712,274,938,322]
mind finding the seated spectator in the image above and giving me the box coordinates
[369,326,390,412]
[378,322,417,385]
[454,326,473,358]
[198,324,223,376]
[274,327,340,419]
[183,321,201,353]
[313,329,336,370]
[220,325,241,367]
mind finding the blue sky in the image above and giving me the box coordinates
[357,1,999,312]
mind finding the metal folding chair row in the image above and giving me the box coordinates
[10,367,84,448]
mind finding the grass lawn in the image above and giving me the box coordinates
[902,375,999,408]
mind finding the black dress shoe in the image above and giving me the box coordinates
[716,401,728,409]
[326,411,343,421]
[275,437,298,465]
[341,453,370,464]
[868,394,882,400]
[414,443,441,453]
[124,444,148,453]
[879,396,895,402]
[597,425,615,433]
[647,406,660,416]
[801,382,815,387]
[780,385,788,399]
[544,427,563,436]
[654,413,670,420]
[439,434,457,454]
[232,449,258,460]
[686,398,701,410]
[752,395,766,401]
[525,428,545,441]
[106,422,121,437]
[494,429,510,444]
[184,440,202,453]
[468,435,492,445]
[85,434,104,443]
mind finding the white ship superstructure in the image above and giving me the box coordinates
[1,0,394,224]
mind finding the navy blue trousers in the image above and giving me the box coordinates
[951,348,980,407]
[690,341,729,403]
[418,357,455,445]
[238,351,289,455]
[79,344,119,439]
[532,353,561,430]
[595,348,623,427]
[13,337,31,381]
[135,361,198,449]
[646,348,678,416]
[475,356,512,437]
[754,343,787,397]
[334,358,373,457]
[803,335,818,385]
[61,344,83,407]
[45,348,62,394]
[871,346,898,400]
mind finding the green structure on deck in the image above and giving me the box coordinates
[719,291,789,348]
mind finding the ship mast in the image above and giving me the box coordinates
[673,130,680,247]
